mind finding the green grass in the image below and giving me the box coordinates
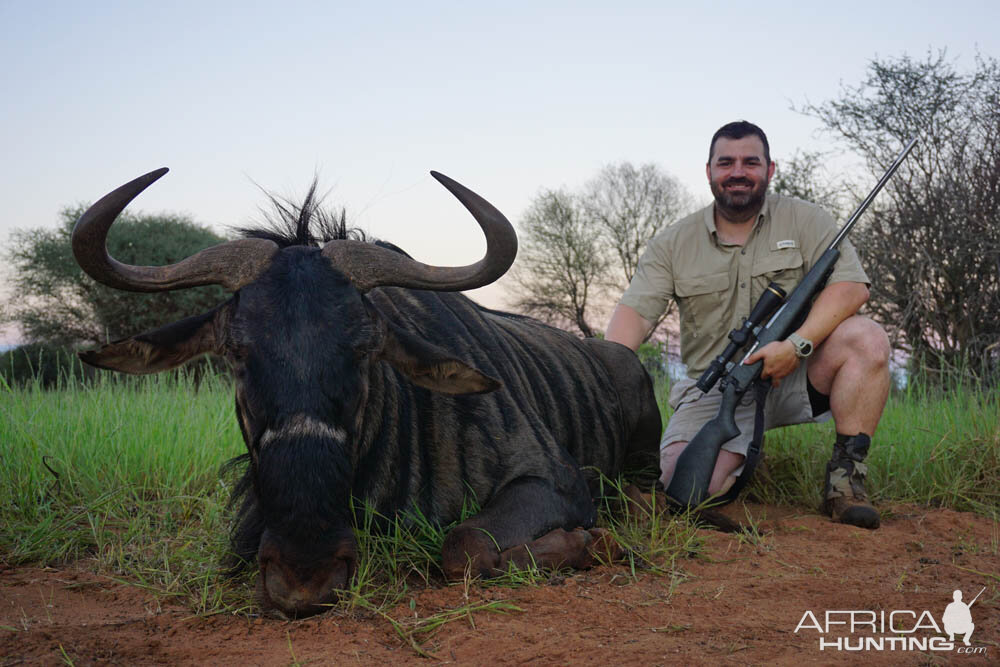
[649,371,1000,515]
[741,381,1000,514]
[1,367,998,631]
[0,369,255,614]
[0,369,702,627]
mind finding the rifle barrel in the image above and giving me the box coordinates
[830,137,918,249]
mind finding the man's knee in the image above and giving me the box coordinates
[824,316,891,367]
[854,317,890,366]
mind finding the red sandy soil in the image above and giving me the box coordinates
[3,503,998,666]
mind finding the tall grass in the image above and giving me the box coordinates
[657,376,1000,515]
[2,365,997,623]
[1,369,254,613]
[0,369,701,621]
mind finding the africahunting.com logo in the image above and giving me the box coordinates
[795,587,988,654]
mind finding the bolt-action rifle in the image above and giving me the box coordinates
[665,137,918,508]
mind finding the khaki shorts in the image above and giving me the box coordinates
[661,361,832,459]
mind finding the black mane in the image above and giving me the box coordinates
[235,180,369,248]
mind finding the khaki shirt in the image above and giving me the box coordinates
[621,194,869,378]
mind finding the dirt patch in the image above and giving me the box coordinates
[3,504,998,665]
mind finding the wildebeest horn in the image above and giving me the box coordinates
[72,168,279,292]
[321,171,518,292]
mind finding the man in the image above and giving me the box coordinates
[942,590,976,646]
[605,121,889,529]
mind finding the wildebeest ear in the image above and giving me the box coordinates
[78,305,226,375]
[378,323,501,395]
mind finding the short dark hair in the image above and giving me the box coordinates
[708,121,771,165]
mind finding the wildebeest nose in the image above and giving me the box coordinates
[263,566,333,617]
[259,538,356,617]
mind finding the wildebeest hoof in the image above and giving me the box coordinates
[493,527,626,573]
[621,484,663,518]
[584,527,625,565]
[498,528,590,571]
[442,526,501,580]
[641,488,740,533]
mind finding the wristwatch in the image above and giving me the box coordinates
[787,332,814,359]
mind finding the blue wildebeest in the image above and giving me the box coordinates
[73,168,661,617]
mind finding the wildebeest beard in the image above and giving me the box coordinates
[252,425,361,611]
[255,421,356,539]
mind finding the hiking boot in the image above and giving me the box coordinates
[821,433,880,529]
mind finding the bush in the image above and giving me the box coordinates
[0,343,96,388]
[0,343,229,390]
[637,340,671,386]
[5,206,227,347]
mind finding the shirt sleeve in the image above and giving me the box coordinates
[801,206,870,285]
[619,234,674,323]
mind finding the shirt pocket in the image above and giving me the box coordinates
[751,250,804,297]
[674,271,730,333]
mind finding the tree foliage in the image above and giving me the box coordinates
[510,162,692,338]
[801,50,1000,382]
[5,207,227,346]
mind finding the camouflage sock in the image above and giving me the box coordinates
[825,433,872,501]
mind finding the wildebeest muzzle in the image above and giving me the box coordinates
[256,527,358,618]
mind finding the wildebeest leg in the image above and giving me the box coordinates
[441,475,616,579]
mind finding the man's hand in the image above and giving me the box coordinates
[744,340,799,386]
[742,281,869,386]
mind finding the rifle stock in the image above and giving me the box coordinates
[665,382,741,504]
[665,249,840,505]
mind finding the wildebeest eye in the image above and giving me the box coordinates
[353,341,378,360]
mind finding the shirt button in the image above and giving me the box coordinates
[741,282,746,288]
[741,249,746,255]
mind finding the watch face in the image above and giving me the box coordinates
[790,334,812,358]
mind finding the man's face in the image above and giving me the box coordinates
[706,135,775,220]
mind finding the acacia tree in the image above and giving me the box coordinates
[5,206,227,346]
[801,50,1000,382]
[510,162,692,338]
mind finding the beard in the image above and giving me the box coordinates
[710,176,769,220]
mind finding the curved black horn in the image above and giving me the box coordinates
[72,168,278,292]
[321,171,518,292]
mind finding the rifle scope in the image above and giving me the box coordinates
[695,281,787,393]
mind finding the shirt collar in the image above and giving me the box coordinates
[701,203,717,236]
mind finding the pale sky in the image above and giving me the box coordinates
[2,0,997,344]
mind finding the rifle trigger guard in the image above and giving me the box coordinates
[742,378,771,407]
